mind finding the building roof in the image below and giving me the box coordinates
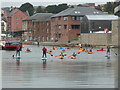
[9,9,19,16]
[23,13,53,22]
[52,7,106,18]
[85,15,118,20]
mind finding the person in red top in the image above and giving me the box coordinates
[42,47,47,58]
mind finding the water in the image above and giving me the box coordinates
[2,45,118,88]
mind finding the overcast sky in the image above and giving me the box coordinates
[1,0,116,8]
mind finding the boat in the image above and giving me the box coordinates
[2,37,22,50]
[97,50,106,51]
[88,52,93,54]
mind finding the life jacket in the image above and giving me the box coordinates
[42,48,47,51]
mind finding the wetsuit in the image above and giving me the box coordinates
[16,46,21,56]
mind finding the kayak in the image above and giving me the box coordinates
[71,56,76,59]
[88,52,93,54]
[25,51,32,53]
[97,50,106,51]
[59,56,64,59]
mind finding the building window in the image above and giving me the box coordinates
[64,25,67,29]
[71,25,80,29]
[16,17,18,20]
[47,22,49,26]
[72,16,83,20]
[16,22,18,24]
[42,36,44,41]
[63,17,68,21]
[58,34,61,38]
[47,29,49,33]
[58,25,61,29]
[58,16,61,20]
[46,36,49,41]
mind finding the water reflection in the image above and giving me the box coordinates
[42,60,47,70]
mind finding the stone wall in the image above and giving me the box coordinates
[112,19,120,47]
[80,33,112,46]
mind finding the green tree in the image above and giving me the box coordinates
[45,5,57,13]
[36,6,45,13]
[19,2,34,16]
[45,3,69,14]
[103,2,114,14]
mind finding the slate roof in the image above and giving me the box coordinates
[23,13,53,22]
[52,7,106,18]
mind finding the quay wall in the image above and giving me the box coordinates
[80,33,112,46]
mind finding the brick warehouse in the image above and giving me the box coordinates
[51,6,106,43]
[22,13,53,42]
[3,7,28,37]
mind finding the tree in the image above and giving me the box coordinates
[45,5,58,13]
[19,2,34,16]
[36,6,45,13]
[45,3,69,14]
[103,2,114,14]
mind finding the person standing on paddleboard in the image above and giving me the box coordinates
[42,47,47,58]
[107,46,110,55]
[16,45,21,57]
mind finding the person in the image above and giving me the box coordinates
[89,48,92,52]
[101,48,104,50]
[42,47,47,58]
[26,48,30,51]
[72,52,77,57]
[107,46,110,55]
[16,45,21,57]
[59,52,64,57]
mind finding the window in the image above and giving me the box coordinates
[72,16,83,20]
[16,22,18,24]
[46,36,49,41]
[16,17,18,20]
[42,36,44,41]
[58,16,61,20]
[58,34,61,38]
[47,22,49,26]
[47,29,49,33]
[63,17,68,21]
[58,25,61,29]
[71,25,80,29]
[64,25,67,29]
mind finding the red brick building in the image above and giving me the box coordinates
[3,7,28,36]
[51,7,106,43]
[22,13,53,42]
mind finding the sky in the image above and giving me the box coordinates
[1,0,116,8]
